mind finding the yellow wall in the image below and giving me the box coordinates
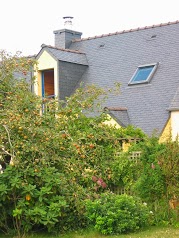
[122,141,130,152]
[34,50,59,97]
[159,118,171,143]
[103,114,121,129]
[103,115,131,151]
[159,112,179,142]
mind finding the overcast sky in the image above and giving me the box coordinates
[1,0,179,56]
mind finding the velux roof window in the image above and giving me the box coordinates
[128,63,158,85]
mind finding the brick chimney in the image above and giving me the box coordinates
[53,16,82,49]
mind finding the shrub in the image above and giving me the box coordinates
[131,136,179,225]
[85,192,152,235]
[0,50,146,237]
[0,165,68,236]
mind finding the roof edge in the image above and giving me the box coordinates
[41,44,85,54]
[168,107,179,111]
[106,111,127,128]
[53,28,82,36]
[73,20,179,42]
[104,106,128,111]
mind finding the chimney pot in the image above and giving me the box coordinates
[63,16,74,29]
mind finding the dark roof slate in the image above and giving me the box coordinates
[104,107,131,127]
[37,44,88,66]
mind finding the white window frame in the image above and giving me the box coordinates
[128,62,158,85]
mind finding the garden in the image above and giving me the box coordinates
[0,51,178,237]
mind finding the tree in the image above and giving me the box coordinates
[0,50,145,237]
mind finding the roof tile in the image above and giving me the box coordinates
[72,20,179,42]
[41,44,84,54]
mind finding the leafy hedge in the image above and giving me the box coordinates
[85,193,152,235]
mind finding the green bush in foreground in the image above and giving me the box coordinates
[85,193,153,235]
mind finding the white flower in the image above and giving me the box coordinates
[143,202,147,206]
[149,211,153,214]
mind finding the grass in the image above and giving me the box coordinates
[1,226,179,238]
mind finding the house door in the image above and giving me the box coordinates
[42,69,54,98]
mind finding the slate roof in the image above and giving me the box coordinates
[37,44,88,66]
[73,20,179,42]
[67,20,179,136]
[104,107,131,127]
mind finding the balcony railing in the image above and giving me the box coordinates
[42,94,55,114]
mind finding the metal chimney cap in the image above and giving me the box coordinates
[63,16,74,29]
[63,16,74,19]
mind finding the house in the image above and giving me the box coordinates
[33,19,179,141]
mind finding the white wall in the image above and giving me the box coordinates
[171,111,179,140]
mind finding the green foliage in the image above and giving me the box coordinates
[129,137,166,202]
[129,136,179,225]
[157,139,179,198]
[0,165,68,236]
[85,193,152,235]
[108,135,179,227]
[0,50,178,238]
[0,50,145,237]
[110,151,141,193]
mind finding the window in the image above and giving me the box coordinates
[128,63,158,85]
[41,69,55,97]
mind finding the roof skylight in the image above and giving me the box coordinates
[128,63,158,85]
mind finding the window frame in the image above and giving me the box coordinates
[128,63,158,85]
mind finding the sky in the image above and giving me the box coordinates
[1,0,179,56]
